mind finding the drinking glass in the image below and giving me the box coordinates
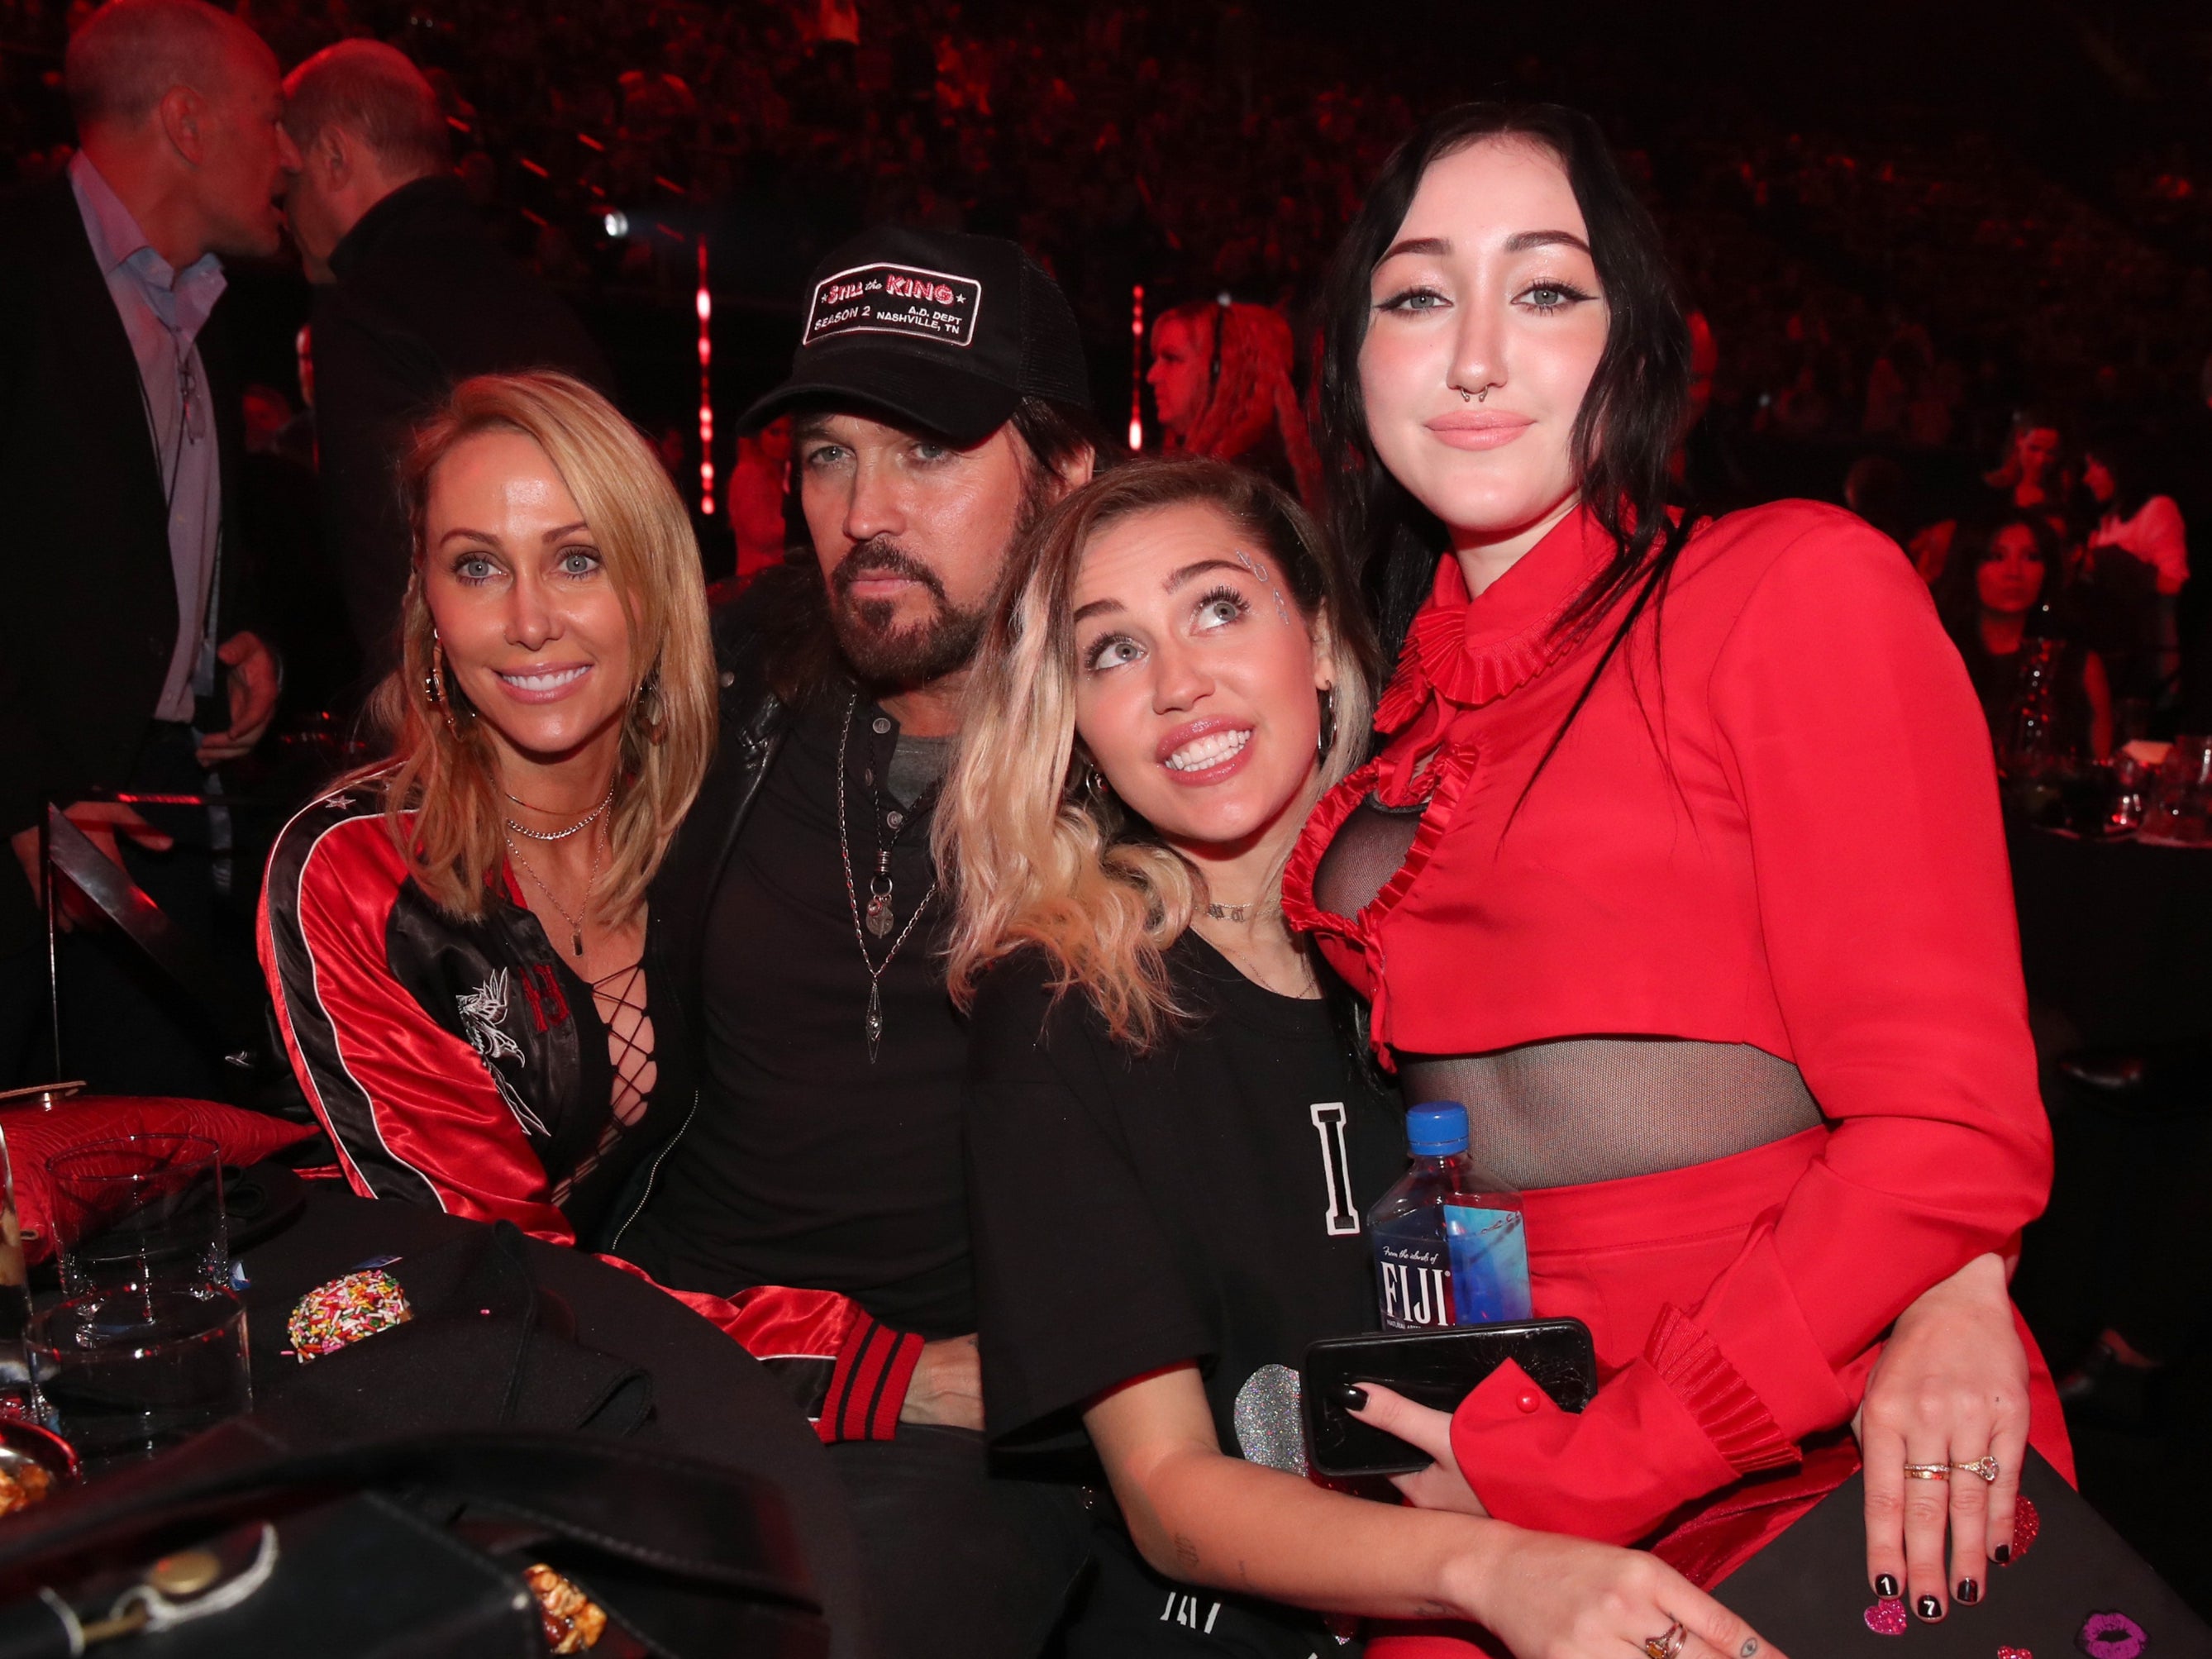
[0,1128,36,1418]
[28,1136,250,1465]
[2146,735,2212,845]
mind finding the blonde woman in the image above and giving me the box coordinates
[258,370,716,1248]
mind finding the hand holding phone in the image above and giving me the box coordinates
[1302,1318,1596,1478]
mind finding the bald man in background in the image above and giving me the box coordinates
[0,0,290,1092]
[281,41,611,675]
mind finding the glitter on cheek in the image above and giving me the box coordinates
[1862,1599,1907,1637]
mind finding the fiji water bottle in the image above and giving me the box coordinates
[1370,1103,1476,1329]
[1370,1102,1533,1329]
[1442,1167,1531,1326]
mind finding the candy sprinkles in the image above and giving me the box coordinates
[286,1269,414,1361]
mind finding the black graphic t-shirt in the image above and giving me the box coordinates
[967,932,1404,1459]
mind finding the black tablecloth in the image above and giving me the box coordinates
[237,1183,871,1659]
[2009,821,2212,1050]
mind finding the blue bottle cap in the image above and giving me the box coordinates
[1407,1101,1468,1157]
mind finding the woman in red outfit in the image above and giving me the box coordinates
[1279,106,2071,1646]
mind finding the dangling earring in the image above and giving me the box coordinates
[631,671,665,741]
[427,631,465,738]
[1317,685,1337,761]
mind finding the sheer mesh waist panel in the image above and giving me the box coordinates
[1401,1039,1825,1190]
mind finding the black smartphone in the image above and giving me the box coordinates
[1302,1318,1598,1478]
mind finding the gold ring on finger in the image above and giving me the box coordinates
[1902,1462,1952,1480]
[1642,1622,1688,1659]
[1951,1455,1999,1483]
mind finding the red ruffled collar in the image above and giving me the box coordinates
[1373,506,1614,733]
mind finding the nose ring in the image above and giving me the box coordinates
[1453,384,1490,403]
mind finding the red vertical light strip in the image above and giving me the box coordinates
[1128,283,1145,452]
[697,238,715,516]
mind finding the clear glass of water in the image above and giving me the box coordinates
[29,1135,250,1465]
[0,1127,37,1418]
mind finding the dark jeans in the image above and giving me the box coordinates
[0,724,238,1098]
[826,1425,1089,1659]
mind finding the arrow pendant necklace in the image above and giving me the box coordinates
[836,694,937,1062]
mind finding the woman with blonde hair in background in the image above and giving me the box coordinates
[1148,298,1323,509]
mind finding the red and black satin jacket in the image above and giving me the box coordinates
[258,775,918,1441]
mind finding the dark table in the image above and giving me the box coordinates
[2008,820,2212,1051]
[236,1183,871,1659]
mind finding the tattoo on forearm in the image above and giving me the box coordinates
[1173,1533,1201,1572]
[1742,1641,1760,1657]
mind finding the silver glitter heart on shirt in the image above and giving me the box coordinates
[1232,1363,1309,1477]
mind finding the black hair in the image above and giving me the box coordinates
[1315,102,1695,684]
[758,395,1103,705]
[2080,427,2154,520]
[1934,510,2062,646]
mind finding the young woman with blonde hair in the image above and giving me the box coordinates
[260,369,715,1247]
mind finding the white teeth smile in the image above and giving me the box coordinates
[500,665,589,692]
[1164,729,1251,772]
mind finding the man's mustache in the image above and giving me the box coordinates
[832,540,948,603]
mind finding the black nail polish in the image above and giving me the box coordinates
[1874,1575,1899,1599]
[1992,1544,2012,1566]
[1335,1384,1368,1410]
[1915,1595,1943,1621]
[1956,1580,1980,1605]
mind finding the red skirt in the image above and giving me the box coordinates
[1369,1127,2071,1655]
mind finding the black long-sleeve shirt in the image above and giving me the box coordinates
[314,176,611,673]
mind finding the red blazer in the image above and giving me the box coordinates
[258,779,918,1442]
[1285,502,2060,1548]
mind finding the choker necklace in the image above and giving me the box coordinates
[504,784,615,842]
[837,692,938,1062]
[505,831,601,958]
[1206,902,1252,922]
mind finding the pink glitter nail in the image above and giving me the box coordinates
[1862,1599,1907,1637]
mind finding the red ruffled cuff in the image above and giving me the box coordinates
[1643,1304,1802,1476]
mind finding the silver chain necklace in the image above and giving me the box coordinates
[837,692,937,1063]
[505,830,602,958]
[503,783,615,842]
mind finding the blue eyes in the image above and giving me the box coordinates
[1080,589,1251,674]
[450,547,601,586]
[1374,279,1595,315]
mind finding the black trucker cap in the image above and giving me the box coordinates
[738,225,1091,446]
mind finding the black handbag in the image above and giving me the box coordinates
[0,1422,828,1657]
[1719,1449,2212,1657]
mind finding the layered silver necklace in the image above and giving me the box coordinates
[836,692,938,1062]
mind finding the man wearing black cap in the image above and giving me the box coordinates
[613,227,1099,1658]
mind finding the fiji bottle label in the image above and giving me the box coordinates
[1374,1229,1454,1329]
[1443,1204,1533,1323]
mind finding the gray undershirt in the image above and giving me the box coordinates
[884,732,952,807]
